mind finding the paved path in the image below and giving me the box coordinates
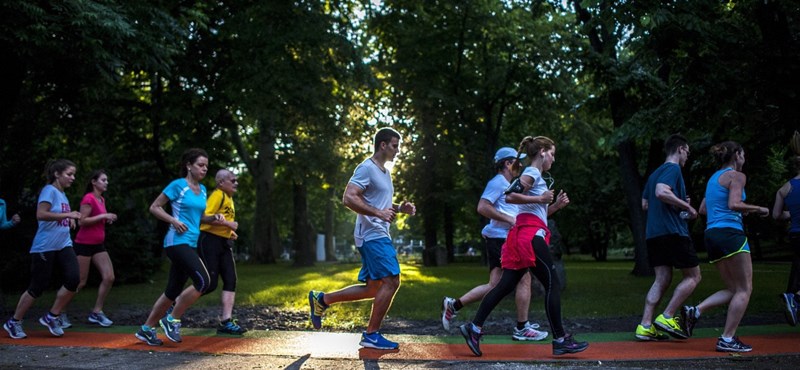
[2,325,799,364]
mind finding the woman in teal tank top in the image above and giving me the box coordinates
[686,141,769,353]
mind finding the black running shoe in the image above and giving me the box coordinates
[680,305,699,337]
[459,323,483,356]
[716,336,752,353]
[552,334,589,355]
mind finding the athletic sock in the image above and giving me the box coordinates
[454,299,464,311]
[47,312,59,319]
[694,308,702,318]
[721,336,733,343]
[470,323,481,334]
[662,313,672,319]
[516,321,527,330]
[141,325,151,331]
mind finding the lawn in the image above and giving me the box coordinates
[50,255,791,331]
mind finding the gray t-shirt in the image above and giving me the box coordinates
[517,166,548,223]
[349,158,394,247]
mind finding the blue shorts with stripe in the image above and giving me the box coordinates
[705,227,750,263]
[357,237,400,282]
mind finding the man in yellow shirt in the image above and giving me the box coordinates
[199,169,246,335]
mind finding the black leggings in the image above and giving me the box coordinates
[472,236,566,338]
[27,247,80,298]
[197,232,237,294]
[788,234,800,294]
[164,244,210,300]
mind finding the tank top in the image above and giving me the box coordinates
[705,168,744,231]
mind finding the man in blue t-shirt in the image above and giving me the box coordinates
[307,127,416,350]
[636,134,700,341]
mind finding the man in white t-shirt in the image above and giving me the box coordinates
[441,147,548,341]
[308,127,416,350]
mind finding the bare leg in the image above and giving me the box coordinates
[170,286,203,319]
[324,279,382,304]
[458,267,502,306]
[76,256,92,292]
[662,266,701,317]
[640,266,672,326]
[717,253,753,338]
[12,292,36,321]
[49,286,76,315]
[144,294,174,327]
[91,252,115,313]
[221,290,235,321]
[366,275,400,333]
[515,271,532,322]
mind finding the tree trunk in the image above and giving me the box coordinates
[250,124,278,264]
[324,186,337,261]
[292,181,315,267]
[618,139,650,275]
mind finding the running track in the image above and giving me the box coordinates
[1,327,799,362]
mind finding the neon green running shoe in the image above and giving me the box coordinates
[635,324,669,341]
[654,314,688,339]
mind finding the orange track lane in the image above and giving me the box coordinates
[2,331,799,361]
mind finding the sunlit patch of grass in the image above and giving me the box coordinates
[58,257,791,331]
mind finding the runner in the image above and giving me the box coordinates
[636,134,699,341]
[682,141,769,352]
[308,127,416,350]
[441,147,547,342]
[74,170,118,327]
[135,148,222,346]
[771,137,800,327]
[198,169,247,335]
[3,159,82,339]
[459,136,588,356]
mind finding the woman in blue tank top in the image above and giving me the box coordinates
[685,141,769,353]
[772,154,800,326]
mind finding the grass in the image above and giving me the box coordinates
[29,255,791,331]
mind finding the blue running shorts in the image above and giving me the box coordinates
[357,237,401,282]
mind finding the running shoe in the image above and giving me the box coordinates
[716,336,752,353]
[159,316,182,343]
[3,319,26,339]
[39,315,64,337]
[635,324,669,341]
[135,327,163,346]
[59,313,72,329]
[512,321,549,341]
[459,323,483,356]
[680,305,699,337]
[88,311,113,327]
[552,334,589,355]
[308,290,327,329]
[217,318,247,335]
[441,296,457,331]
[654,314,688,339]
[359,331,399,350]
[780,292,798,326]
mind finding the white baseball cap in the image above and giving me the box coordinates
[494,147,526,164]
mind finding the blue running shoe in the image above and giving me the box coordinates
[217,318,247,335]
[135,327,163,346]
[39,315,64,337]
[3,319,26,339]
[781,293,798,326]
[308,290,327,329]
[159,316,182,343]
[359,331,399,350]
[459,323,482,356]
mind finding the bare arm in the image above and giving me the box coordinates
[77,203,117,226]
[150,193,188,233]
[547,190,570,216]
[699,198,707,215]
[342,182,396,222]
[642,198,648,211]
[655,183,697,219]
[477,199,515,224]
[506,175,554,205]
[37,201,81,222]
[726,172,769,216]
[773,182,791,220]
